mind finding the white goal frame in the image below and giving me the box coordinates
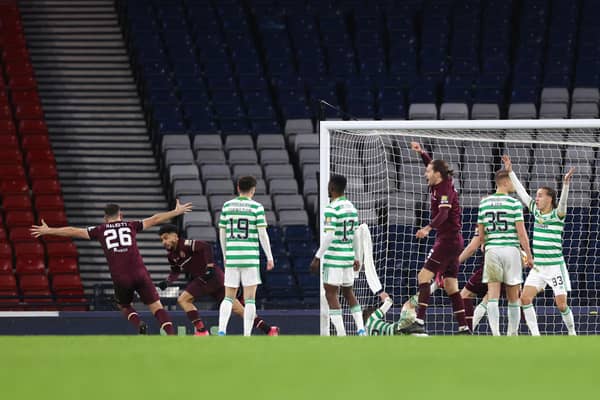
[319,119,600,336]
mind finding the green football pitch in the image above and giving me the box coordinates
[2,336,598,399]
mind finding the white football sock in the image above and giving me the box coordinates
[487,299,500,336]
[218,296,233,334]
[472,302,487,331]
[350,304,364,333]
[561,306,576,336]
[243,299,256,337]
[329,309,346,336]
[522,304,540,336]
[507,302,520,336]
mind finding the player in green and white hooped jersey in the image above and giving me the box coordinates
[477,170,534,336]
[503,155,577,336]
[363,292,424,336]
[217,176,274,336]
[310,175,365,336]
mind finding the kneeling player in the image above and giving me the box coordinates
[158,224,279,336]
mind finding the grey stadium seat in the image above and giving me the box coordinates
[471,103,500,119]
[541,88,569,104]
[193,134,222,151]
[228,149,258,165]
[165,148,194,166]
[566,146,595,163]
[162,134,190,153]
[389,208,416,226]
[284,119,313,134]
[186,226,217,242]
[398,164,427,193]
[273,194,305,211]
[196,149,226,165]
[503,144,532,164]
[298,148,319,167]
[182,211,212,229]
[200,164,231,182]
[461,193,488,208]
[169,164,199,183]
[572,88,599,104]
[278,210,309,226]
[531,163,561,177]
[566,192,592,208]
[257,134,285,151]
[358,209,377,225]
[178,194,209,210]
[265,210,278,226]
[408,103,438,120]
[508,103,537,119]
[225,135,254,152]
[431,145,461,165]
[173,179,203,197]
[529,177,558,190]
[294,134,319,152]
[255,179,268,194]
[461,164,493,193]
[303,179,318,196]
[539,103,568,119]
[260,149,289,165]
[209,195,232,212]
[463,143,494,163]
[205,179,235,195]
[570,103,599,119]
[269,179,298,195]
[253,194,273,210]
[302,163,319,180]
[232,164,263,180]
[533,145,562,163]
[264,164,294,181]
[440,103,469,120]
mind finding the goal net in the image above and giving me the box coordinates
[319,120,600,335]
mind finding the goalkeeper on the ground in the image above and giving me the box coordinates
[363,292,426,336]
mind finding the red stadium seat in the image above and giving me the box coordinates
[52,274,83,291]
[52,274,86,308]
[0,178,29,194]
[13,242,44,258]
[11,90,40,105]
[15,256,45,276]
[20,274,53,304]
[0,274,19,305]
[0,243,13,259]
[19,120,48,136]
[15,104,44,120]
[31,179,61,195]
[37,210,68,226]
[28,163,58,179]
[48,258,78,276]
[46,241,78,259]
[0,228,7,242]
[0,119,17,135]
[35,195,64,210]
[21,134,50,149]
[4,61,34,77]
[0,258,12,274]
[0,148,23,164]
[2,194,32,211]
[0,104,11,119]
[2,47,29,63]
[8,75,36,90]
[5,210,35,228]
[9,227,36,243]
[0,134,18,149]
[26,149,55,164]
[0,164,25,178]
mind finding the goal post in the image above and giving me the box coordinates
[319,119,600,336]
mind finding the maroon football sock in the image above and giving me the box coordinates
[254,317,271,334]
[121,305,141,328]
[463,298,474,330]
[154,309,175,335]
[186,310,206,331]
[449,292,468,328]
[417,283,431,320]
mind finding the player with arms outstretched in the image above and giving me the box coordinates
[310,175,365,336]
[410,142,469,334]
[31,201,192,334]
[503,155,576,335]
[477,170,534,336]
[217,176,274,336]
[158,224,279,336]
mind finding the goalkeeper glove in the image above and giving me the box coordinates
[157,280,168,290]
[203,267,215,280]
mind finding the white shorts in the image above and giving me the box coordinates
[323,267,354,287]
[483,247,523,286]
[224,267,261,288]
[524,264,571,297]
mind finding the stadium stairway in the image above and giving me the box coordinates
[19,0,172,294]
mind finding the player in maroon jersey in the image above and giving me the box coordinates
[157,224,279,336]
[30,201,193,335]
[410,142,469,334]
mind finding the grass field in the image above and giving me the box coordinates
[2,336,598,399]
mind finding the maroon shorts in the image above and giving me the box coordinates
[114,271,160,306]
[183,267,225,303]
[464,267,506,298]
[423,238,464,279]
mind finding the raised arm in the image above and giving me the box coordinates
[557,167,575,219]
[502,155,532,208]
[410,142,432,166]
[458,234,482,264]
[143,199,192,230]
[30,220,90,240]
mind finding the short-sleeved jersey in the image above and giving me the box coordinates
[166,239,215,282]
[87,220,146,282]
[219,196,267,268]
[323,196,359,269]
[429,178,462,240]
[528,200,566,268]
[477,194,524,248]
